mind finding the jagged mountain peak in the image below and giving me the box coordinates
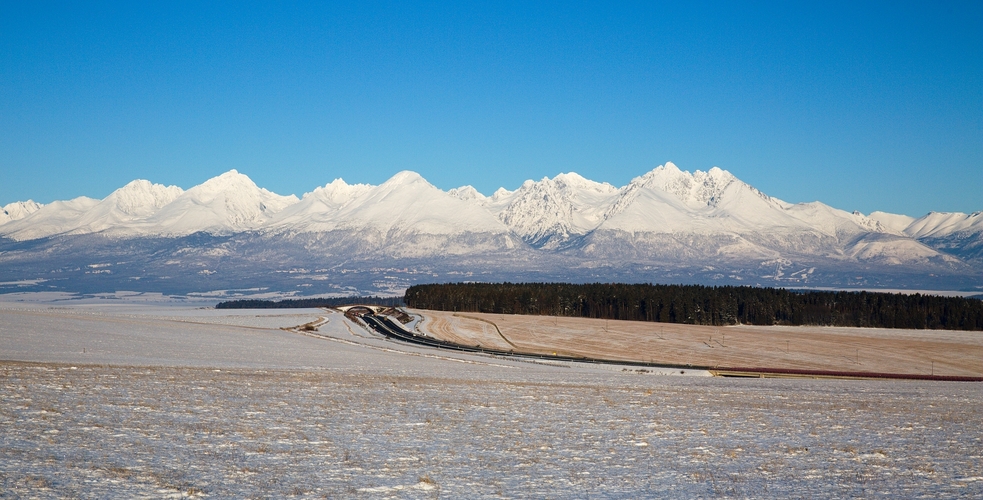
[44,180,187,236]
[303,178,372,206]
[190,169,259,197]
[553,171,589,183]
[108,180,184,216]
[507,171,619,199]
[382,170,428,187]
[264,169,512,241]
[905,211,983,239]
[448,185,485,202]
[628,162,739,208]
[493,171,622,249]
[0,196,100,240]
[784,201,894,238]
[0,200,43,225]
[141,170,298,236]
[266,178,374,234]
[603,163,803,234]
[369,171,447,204]
[868,211,916,234]
[553,172,618,195]
[178,169,297,210]
[306,177,353,195]
[492,187,513,198]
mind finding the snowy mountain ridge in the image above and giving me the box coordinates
[139,169,299,236]
[485,172,620,249]
[0,200,43,225]
[1,164,980,279]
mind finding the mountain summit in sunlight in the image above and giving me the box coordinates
[1,163,980,295]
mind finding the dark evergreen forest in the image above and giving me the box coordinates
[215,295,403,309]
[404,283,983,331]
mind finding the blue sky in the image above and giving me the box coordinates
[2,1,980,216]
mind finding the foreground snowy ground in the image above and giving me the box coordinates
[1,294,981,498]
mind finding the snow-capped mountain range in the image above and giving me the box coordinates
[1,163,980,294]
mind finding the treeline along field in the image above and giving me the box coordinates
[404,283,983,331]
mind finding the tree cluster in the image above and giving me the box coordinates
[404,283,983,331]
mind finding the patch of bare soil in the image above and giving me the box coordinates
[414,310,983,376]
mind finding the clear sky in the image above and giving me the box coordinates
[2,1,980,216]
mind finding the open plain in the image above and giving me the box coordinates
[1,295,981,498]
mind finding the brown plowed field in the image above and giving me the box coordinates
[413,309,983,377]
[415,311,515,350]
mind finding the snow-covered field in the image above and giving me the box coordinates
[1,295,981,497]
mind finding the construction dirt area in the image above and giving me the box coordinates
[413,309,983,377]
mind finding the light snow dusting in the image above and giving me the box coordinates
[0,300,980,497]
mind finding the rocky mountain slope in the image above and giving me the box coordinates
[1,163,980,295]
